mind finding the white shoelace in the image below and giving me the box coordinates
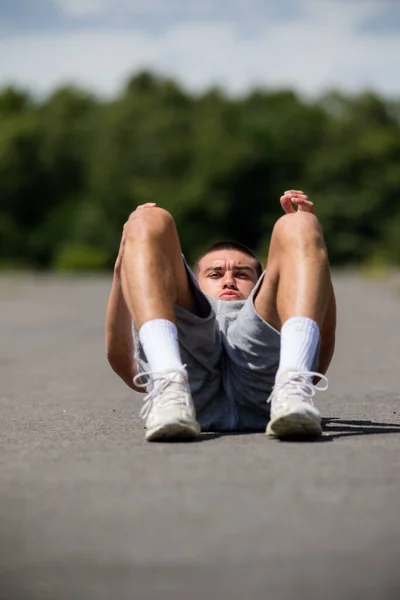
[269,370,329,407]
[133,365,189,420]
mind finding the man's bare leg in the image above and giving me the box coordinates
[121,206,200,441]
[254,211,336,438]
[255,211,336,372]
[121,207,195,328]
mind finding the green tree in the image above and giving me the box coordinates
[0,78,399,270]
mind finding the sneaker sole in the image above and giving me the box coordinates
[146,421,200,442]
[266,411,322,439]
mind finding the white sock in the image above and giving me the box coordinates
[276,316,320,382]
[139,319,184,375]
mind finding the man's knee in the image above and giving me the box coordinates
[125,207,176,243]
[272,212,325,250]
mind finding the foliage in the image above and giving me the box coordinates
[0,76,399,271]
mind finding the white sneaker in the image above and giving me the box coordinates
[133,366,201,441]
[266,370,329,439]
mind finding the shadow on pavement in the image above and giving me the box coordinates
[322,417,400,440]
[198,418,400,443]
[151,418,400,443]
[267,418,400,443]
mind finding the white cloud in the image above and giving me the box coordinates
[53,0,234,18]
[54,0,109,18]
[50,0,310,20]
[0,0,399,98]
[0,30,157,95]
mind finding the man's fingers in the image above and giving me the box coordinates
[290,196,316,214]
[281,191,315,214]
[284,191,309,202]
[291,196,313,205]
[137,203,157,210]
[280,195,296,213]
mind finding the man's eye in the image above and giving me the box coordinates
[208,273,221,278]
[236,272,249,278]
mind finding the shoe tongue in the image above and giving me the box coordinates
[276,369,301,384]
[277,369,312,386]
[153,370,187,384]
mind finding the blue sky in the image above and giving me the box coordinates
[0,0,399,97]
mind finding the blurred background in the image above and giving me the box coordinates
[0,0,399,271]
[1,4,400,599]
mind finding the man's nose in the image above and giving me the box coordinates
[222,273,237,289]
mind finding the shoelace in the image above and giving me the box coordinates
[269,370,329,407]
[133,365,189,420]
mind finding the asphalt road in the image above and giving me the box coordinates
[1,272,399,600]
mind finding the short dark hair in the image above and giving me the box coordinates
[193,240,263,278]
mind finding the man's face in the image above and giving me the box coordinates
[196,249,259,301]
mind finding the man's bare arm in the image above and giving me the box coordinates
[105,272,142,391]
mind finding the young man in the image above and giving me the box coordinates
[105,191,336,441]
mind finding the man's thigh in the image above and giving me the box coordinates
[175,269,240,430]
[174,253,199,314]
[223,275,281,427]
[174,299,228,428]
[136,257,222,375]
[134,260,230,429]
[223,273,320,429]
[174,258,221,381]
[252,264,281,332]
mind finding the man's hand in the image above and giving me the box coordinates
[280,190,316,215]
[114,203,157,275]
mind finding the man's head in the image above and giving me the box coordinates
[193,241,262,301]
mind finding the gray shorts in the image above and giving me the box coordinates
[134,262,282,432]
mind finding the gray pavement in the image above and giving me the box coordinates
[0,271,399,600]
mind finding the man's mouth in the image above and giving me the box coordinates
[220,291,240,299]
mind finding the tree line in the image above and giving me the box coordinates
[1,71,399,271]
